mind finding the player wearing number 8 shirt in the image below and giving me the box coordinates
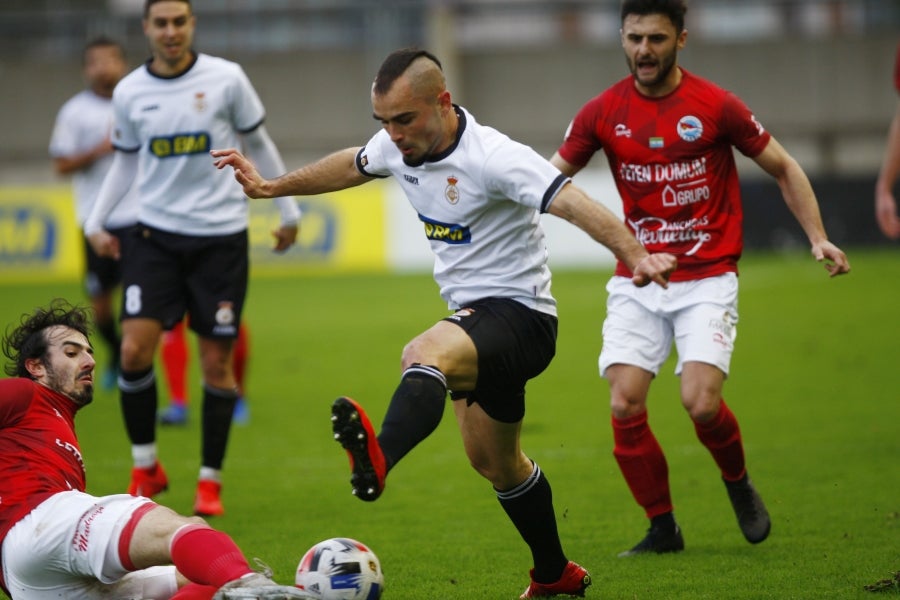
[84,0,301,518]
[551,0,850,557]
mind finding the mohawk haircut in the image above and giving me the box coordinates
[373,47,443,97]
[621,0,688,33]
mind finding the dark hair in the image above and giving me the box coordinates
[144,0,191,18]
[621,0,688,33]
[2,300,92,379]
[82,35,125,64]
[373,47,442,96]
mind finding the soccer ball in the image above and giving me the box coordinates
[295,537,384,600]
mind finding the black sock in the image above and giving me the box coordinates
[118,367,157,444]
[96,318,121,369]
[201,384,239,470]
[497,462,568,583]
[377,364,447,469]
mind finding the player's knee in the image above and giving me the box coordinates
[683,395,720,423]
[610,394,646,419]
[119,337,155,370]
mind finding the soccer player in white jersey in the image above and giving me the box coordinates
[213,47,677,598]
[84,0,301,518]
[50,37,137,392]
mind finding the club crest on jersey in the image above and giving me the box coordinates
[677,115,703,142]
[445,176,460,205]
[194,92,207,113]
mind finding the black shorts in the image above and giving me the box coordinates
[119,224,248,338]
[443,297,558,423]
[83,225,134,297]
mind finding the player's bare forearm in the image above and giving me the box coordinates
[272,148,370,195]
[549,183,675,286]
[754,138,850,277]
[212,146,370,199]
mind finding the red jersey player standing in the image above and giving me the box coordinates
[552,0,850,556]
[874,41,900,240]
[0,300,305,599]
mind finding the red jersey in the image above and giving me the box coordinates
[558,69,771,281]
[0,378,86,549]
[894,43,900,94]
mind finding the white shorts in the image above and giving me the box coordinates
[599,273,739,377]
[2,491,178,600]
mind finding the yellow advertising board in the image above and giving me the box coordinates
[248,185,388,277]
[0,184,389,284]
[0,187,83,283]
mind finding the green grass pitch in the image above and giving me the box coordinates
[1,248,897,599]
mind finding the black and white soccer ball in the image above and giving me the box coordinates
[295,537,384,600]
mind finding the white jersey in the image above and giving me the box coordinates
[356,106,569,316]
[49,90,139,229]
[111,53,265,235]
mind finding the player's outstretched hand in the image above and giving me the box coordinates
[272,223,299,253]
[211,148,271,199]
[812,241,851,277]
[632,253,677,288]
[87,230,120,260]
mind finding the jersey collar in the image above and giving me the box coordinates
[422,104,467,164]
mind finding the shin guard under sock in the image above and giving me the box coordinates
[119,367,157,445]
[169,524,251,587]
[377,364,447,469]
[612,411,673,518]
[96,318,121,368]
[497,462,567,583]
[694,399,746,482]
[201,384,239,470]
[161,321,189,403]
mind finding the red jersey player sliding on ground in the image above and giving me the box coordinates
[0,300,305,600]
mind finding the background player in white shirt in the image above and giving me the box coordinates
[213,47,677,599]
[49,37,137,392]
[84,0,301,518]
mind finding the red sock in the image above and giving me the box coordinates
[612,411,672,518]
[161,320,189,404]
[232,323,249,396]
[694,399,746,482]
[169,524,252,587]
[170,583,218,600]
